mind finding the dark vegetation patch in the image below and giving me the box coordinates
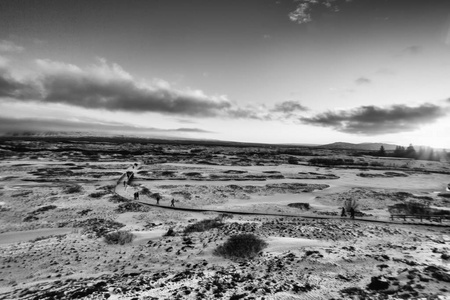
[104,231,135,245]
[389,201,450,216]
[161,171,176,176]
[32,205,57,214]
[164,228,176,236]
[108,194,129,203]
[223,170,248,174]
[69,166,84,170]
[64,184,83,194]
[183,172,203,177]
[23,215,39,222]
[184,218,224,234]
[97,184,115,193]
[115,202,150,213]
[89,191,108,198]
[438,193,450,199]
[23,205,58,221]
[78,209,92,216]
[30,168,76,177]
[262,171,281,174]
[309,158,358,166]
[10,190,33,197]
[288,203,310,210]
[73,218,125,237]
[267,174,285,179]
[214,233,268,260]
[357,172,408,178]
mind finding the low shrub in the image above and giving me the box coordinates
[11,190,33,197]
[288,203,310,210]
[23,215,39,222]
[184,172,202,177]
[184,218,223,234]
[64,184,83,194]
[214,233,268,259]
[343,198,359,212]
[104,231,135,245]
[115,202,150,213]
[164,228,176,236]
[108,194,128,203]
[32,205,57,214]
[73,218,125,237]
[89,191,107,198]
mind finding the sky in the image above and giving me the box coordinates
[1,0,450,148]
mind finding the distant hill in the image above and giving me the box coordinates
[319,142,399,151]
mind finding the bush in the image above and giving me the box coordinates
[108,194,128,203]
[32,205,57,214]
[115,202,150,213]
[64,184,83,194]
[164,228,176,236]
[343,199,359,212]
[214,233,268,259]
[89,191,107,198]
[73,218,125,237]
[104,231,135,245]
[184,218,223,234]
[288,203,310,210]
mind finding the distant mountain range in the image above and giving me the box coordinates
[318,142,399,151]
[1,131,402,151]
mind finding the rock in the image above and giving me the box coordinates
[424,265,450,282]
[377,264,389,271]
[368,276,390,290]
[340,287,368,298]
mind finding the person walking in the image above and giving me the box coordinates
[349,207,355,219]
[171,198,175,207]
[340,207,346,217]
[156,195,160,205]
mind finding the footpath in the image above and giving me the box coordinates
[114,168,450,228]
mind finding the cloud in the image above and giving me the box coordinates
[288,0,349,24]
[355,77,371,85]
[271,100,308,113]
[0,40,24,53]
[0,116,213,135]
[0,68,35,99]
[0,58,245,118]
[301,103,448,135]
[0,57,307,121]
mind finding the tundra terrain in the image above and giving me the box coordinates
[0,137,449,300]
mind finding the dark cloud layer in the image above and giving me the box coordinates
[0,69,31,98]
[0,116,212,135]
[0,59,285,120]
[301,104,447,135]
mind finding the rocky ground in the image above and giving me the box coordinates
[0,139,450,299]
[1,218,449,299]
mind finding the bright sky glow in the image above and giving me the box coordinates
[0,0,449,148]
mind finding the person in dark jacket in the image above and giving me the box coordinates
[349,207,355,219]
